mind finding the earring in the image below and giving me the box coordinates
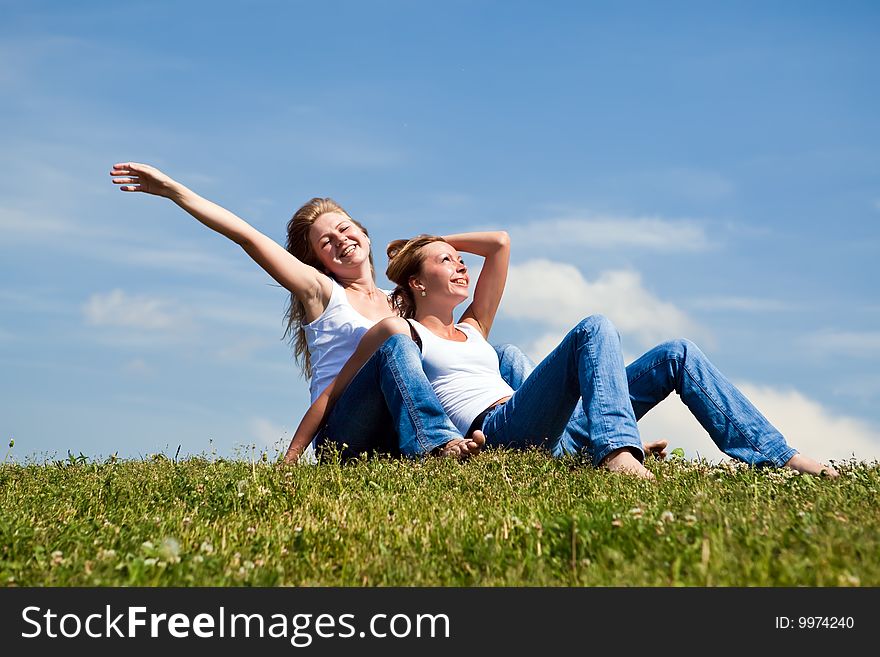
[420,290,426,297]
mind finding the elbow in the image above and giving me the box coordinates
[495,231,510,250]
[234,232,257,250]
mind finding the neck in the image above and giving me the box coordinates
[335,264,379,295]
[414,303,459,338]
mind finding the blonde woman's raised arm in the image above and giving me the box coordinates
[110,162,330,318]
[444,231,510,338]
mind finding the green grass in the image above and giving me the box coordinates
[1,450,877,586]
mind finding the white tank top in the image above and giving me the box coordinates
[304,279,392,403]
[409,320,514,436]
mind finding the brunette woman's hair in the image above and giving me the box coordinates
[385,235,448,319]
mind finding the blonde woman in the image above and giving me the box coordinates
[110,163,515,461]
[292,233,839,479]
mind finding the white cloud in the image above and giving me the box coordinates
[631,167,735,202]
[250,417,290,450]
[502,259,708,358]
[117,245,255,279]
[829,374,880,405]
[112,393,214,416]
[216,337,277,362]
[0,206,76,238]
[124,358,155,376]
[690,296,799,312]
[508,215,712,252]
[197,301,284,332]
[0,36,91,88]
[430,192,473,208]
[309,139,405,168]
[82,289,188,331]
[637,382,880,464]
[799,330,880,358]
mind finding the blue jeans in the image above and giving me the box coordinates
[482,315,642,457]
[493,315,797,468]
[315,334,461,460]
[315,336,538,461]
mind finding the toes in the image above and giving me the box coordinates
[436,433,486,460]
[437,439,465,459]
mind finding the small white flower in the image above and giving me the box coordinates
[159,537,180,562]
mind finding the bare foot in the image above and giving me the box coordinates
[600,447,656,480]
[643,439,668,460]
[435,431,485,460]
[435,438,466,458]
[784,453,840,478]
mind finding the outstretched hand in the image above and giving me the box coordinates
[110,162,178,197]
[643,439,668,460]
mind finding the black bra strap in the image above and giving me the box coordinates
[405,319,422,352]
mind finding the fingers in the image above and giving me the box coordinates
[443,445,464,458]
[110,167,144,192]
[439,438,464,457]
[111,162,143,172]
[110,177,143,192]
[436,434,485,459]
[643,439,669,460]
[110,163,149,182]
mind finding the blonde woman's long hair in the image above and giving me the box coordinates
[385,235,448,319]
[283,198,375,378]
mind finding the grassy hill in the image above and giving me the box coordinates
[2,451,877,586]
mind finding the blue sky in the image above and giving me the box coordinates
[1,0,878,463]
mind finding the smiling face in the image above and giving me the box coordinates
[308,211,372,273]
[411,240,470,305]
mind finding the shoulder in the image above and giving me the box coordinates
[458,317,488,339]
[301,275,340,325]
[373,316,410,335]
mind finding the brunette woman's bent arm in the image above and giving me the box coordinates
[445,231,510,337]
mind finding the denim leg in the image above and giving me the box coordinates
[544,318,643,464]
[494,343,535,389]
[495,340,606,461]
[319,334,461,460]
[494,341,594,457]
[625,339,796,467]
[482,316,642,455]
